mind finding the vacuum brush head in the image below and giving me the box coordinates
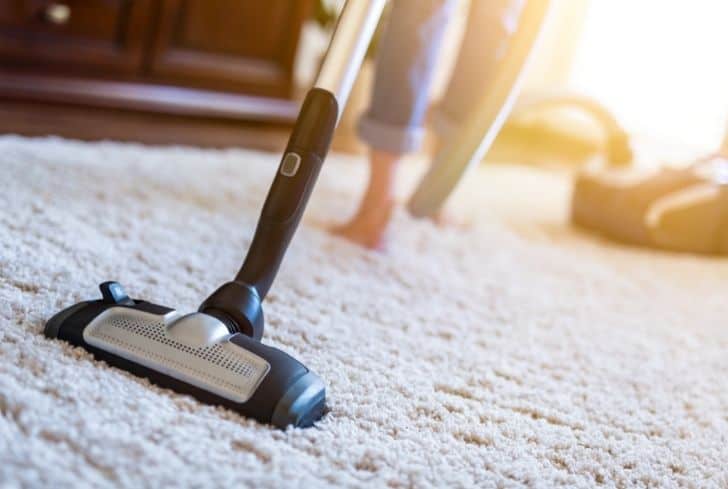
[45,87,340,428]
[45,282,326,429]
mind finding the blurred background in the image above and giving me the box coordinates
[1,0,727,161]
[567,0,728,155]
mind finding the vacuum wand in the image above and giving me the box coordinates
[200,0,386,338]
[315,0,387,120]
[236,0,387,298]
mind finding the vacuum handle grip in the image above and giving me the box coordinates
[260,151,324,223]
[235,89,338,298]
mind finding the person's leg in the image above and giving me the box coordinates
[334,0,457,249]
[333,150,399,249]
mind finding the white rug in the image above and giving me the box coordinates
[1,135,727,488]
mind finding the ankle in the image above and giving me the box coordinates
[360,149,401,207]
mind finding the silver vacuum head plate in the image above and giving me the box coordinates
[83,308,270,403]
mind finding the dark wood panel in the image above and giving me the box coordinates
[0,0,314,142]
[148,0,312,97]
[0,0,154,73]
[0,71,300,122]
[0,100,291,150]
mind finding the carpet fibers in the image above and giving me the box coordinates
[1,136,727,488]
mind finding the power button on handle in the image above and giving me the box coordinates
[263,151,316,221]
[280,152,301,177]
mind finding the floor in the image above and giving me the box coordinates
[1,135,727,488]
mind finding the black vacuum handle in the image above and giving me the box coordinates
[201,0,386,336]
[235,88,338,299]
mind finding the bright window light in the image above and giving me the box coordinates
[568,0,728,152]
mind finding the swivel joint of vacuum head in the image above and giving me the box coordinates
[199,281,264,340]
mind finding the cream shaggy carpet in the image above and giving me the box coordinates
[1,135,727,488]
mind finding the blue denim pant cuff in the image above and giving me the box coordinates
[357,114,426,153]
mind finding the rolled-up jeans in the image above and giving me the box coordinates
[358,0,526,153]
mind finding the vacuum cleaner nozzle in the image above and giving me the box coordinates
[45,86,339,428]
[45,282,326,428]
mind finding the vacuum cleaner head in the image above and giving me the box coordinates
[45,282,325,428]
[45,87,340,428]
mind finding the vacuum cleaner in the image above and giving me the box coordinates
[44,0,387,429]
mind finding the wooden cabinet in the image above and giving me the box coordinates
[149,0,310,97]
[0,0,313,132]
[0,0,153,73]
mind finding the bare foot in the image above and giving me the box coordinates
[332,200,395,250]
[332,149,400,249]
